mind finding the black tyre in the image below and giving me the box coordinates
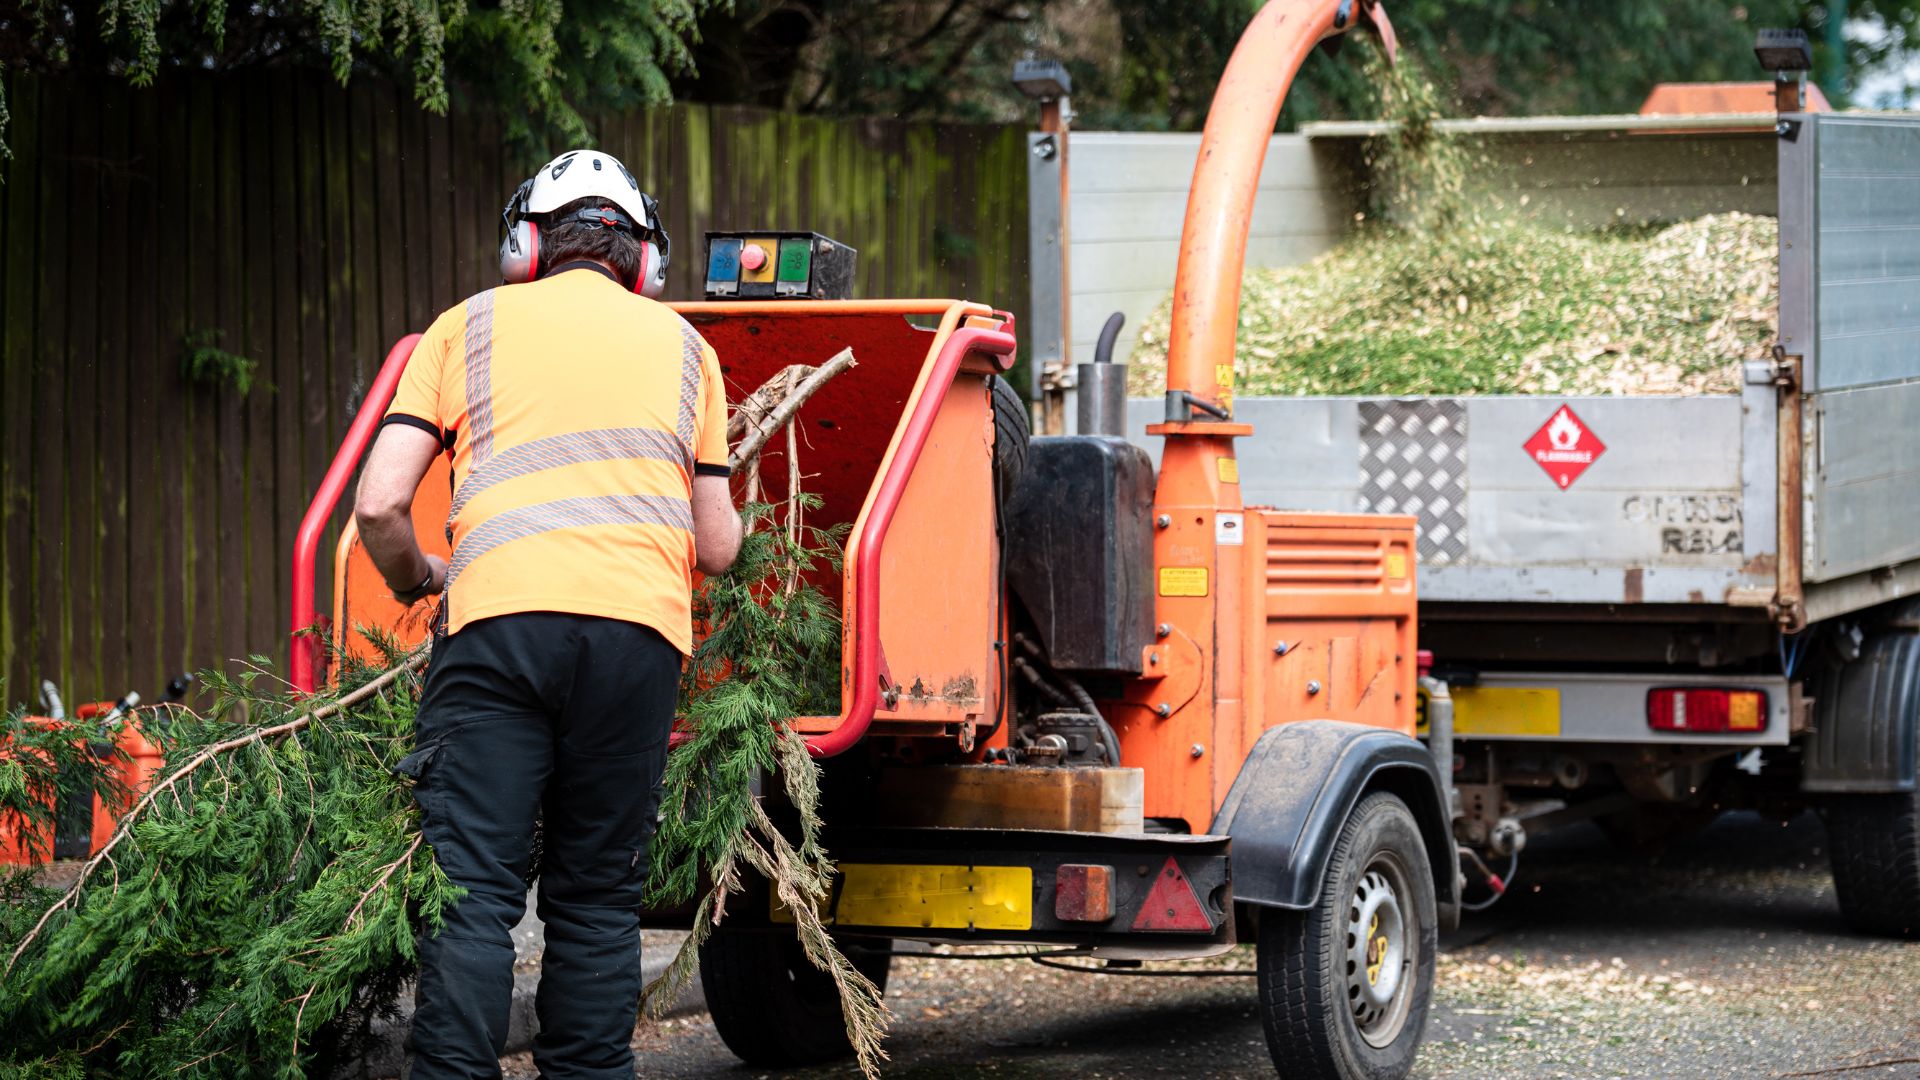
[699,930,892,1067]
[1810,629,1920,938]
[1823,792,1920,937]
[990,373,1030,509]
[1256,792,1436,1080]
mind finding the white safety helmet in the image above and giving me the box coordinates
[498,149,671,298]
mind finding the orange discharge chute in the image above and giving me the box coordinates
[1164,0,1397,414]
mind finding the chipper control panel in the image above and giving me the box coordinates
[703,231,857,300]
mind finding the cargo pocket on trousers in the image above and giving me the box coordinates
[393,740,449,840]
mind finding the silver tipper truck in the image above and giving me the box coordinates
[1033,103,1920,935]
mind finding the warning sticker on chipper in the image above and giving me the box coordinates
[1522,405,1607,491]
[1159,567,1209,597]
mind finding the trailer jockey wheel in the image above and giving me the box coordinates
[1256,792,1436,1080]
[700,929,892,1067]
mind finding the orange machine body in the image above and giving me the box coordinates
[325,0,1410,835]
[1108,508,1417,834]
[332,300,1013,752]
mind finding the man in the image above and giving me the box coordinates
[353,149,742,1080]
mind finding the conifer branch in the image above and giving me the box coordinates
[4,646,431,977]
[728,348,857,469]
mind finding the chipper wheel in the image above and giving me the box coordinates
[1256,792,1436,1080]
[990,373,1030,508]
[699,930,892,1067]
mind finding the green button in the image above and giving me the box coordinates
[776,239,812,283]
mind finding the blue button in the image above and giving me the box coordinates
[707,237,743,282]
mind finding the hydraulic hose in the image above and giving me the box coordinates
[1459,846,1518,912]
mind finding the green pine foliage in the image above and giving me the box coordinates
[644,499,890,1077]
[0,498,873,1078]
[0,642,451,1079]
[9,0,715,147]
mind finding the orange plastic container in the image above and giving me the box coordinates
[0,712,168,866]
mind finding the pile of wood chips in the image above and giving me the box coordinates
[1128,212,1777,398]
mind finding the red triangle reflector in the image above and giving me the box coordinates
[1130,856,1212,931]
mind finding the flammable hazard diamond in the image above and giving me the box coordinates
[1523,404,1606,491]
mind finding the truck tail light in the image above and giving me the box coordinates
[1647,688,1767,733]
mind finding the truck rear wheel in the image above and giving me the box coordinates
[699,930,892,1067]
[1814,629,1920,938]
[1256,791,1436,1080]
[1824,793,1920,937]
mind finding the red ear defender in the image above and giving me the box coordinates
[632,241,651,295]
[636,240,669,299]
[498,217,542,284]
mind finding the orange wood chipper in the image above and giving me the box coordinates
[289,2,1456,1075]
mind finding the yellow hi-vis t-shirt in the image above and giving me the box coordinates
[383,262,729,654]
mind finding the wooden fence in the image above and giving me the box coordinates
[0,72,1030,704]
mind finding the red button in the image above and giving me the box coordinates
[740,244,768,272]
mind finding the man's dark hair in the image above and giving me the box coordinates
[542,196,643,287]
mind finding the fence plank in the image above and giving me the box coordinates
[243,76,281,666]
[317,78,359,649]
[68,85,105,700]
[154,83,192,683]
[266,77,307,662]
[122,84,162,698]
[0,75,39,697]
[399,93,434,333]
[294,76,336,649]
[93,82,132,698]
[210,75,248,682]
[34,78,73,694]
[348,80,383,384]
[184,79,221,681]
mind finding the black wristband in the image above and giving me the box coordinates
[393,565,435,603]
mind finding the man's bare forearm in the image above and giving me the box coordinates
[358,507,431,592]
[354,425,447,602]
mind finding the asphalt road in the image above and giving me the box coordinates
[505,811,1920,1079]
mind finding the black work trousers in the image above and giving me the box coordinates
[400,611,679,1080]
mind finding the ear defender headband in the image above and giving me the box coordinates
[497,179,673,298]
[498,178,543,284]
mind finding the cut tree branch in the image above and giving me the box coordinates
[5,646,432,976]
[728,348,856,469]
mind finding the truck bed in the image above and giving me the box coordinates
[1123,112,1920,625]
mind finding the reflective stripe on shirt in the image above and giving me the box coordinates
[446,493,694,589]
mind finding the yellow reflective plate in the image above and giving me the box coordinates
[1416,686,1561,737]
[773,863,1034,931]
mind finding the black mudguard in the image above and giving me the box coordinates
[1211,720,1459,929]
[1803,630,1920,793]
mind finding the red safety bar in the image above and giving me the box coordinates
[290,334,422,694]
[805,324,1017,757]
